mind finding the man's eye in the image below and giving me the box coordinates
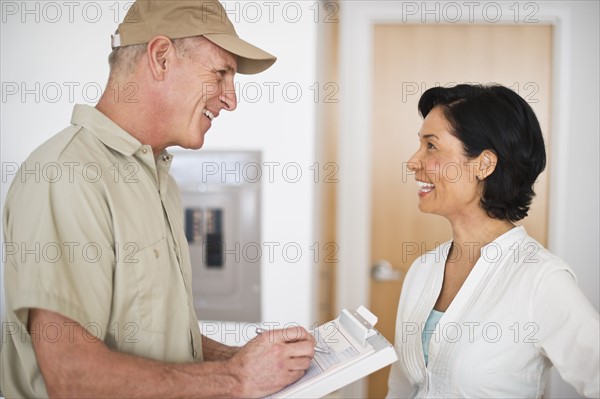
[427,142,436,150]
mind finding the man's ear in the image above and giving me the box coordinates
[477,150,497,180]
[146,36,174,81]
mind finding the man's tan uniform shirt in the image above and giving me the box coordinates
[1,105,204,397]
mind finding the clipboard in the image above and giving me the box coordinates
[269,306,398,398]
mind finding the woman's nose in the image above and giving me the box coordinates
[407,150,422,172]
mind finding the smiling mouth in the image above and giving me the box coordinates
[417,180,435,194]
[203,109,215,121]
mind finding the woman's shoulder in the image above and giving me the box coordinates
[505,227,577,283]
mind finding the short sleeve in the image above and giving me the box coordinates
[532,269,600,397]
[4,167,115,335]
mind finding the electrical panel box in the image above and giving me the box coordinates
[170,150,261,322]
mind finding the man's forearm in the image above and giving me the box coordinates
[30,309,244,398]
[71,347,243,398]
[201,335,240,361]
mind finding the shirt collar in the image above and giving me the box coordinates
[70,104,143,157]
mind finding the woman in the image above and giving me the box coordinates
[387,84,599,398]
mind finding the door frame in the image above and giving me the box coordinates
[336,1,573,397]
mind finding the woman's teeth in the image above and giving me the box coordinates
[417,181,435,193]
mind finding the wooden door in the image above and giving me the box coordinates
[368,24,553,398]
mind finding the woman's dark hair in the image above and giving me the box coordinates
[418,84,546,222]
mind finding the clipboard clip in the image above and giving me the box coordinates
[338,305,378,347]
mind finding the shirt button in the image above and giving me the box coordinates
[142,148,148,154]
[162,155,170,162]
[154,249,159,258]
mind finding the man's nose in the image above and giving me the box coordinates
[221,80,237,112]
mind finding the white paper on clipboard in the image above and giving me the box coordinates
[268,306,398,398]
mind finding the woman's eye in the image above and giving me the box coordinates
[427,142,436,150]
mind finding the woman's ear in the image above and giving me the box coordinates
[477,150,497,180]
[146,36,174,81]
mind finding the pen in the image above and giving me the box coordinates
[255,327,330,354]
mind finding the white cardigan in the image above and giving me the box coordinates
[387,227,599,398]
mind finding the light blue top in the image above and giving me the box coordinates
[422,309,444,366]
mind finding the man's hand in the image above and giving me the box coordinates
[226,327,316,398]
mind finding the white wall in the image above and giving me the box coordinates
[545,1,599,397]
[0,0,318,344]
[551,0,599,313]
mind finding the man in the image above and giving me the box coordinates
[0,1,315,397]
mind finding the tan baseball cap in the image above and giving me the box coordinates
[111,0,276,75]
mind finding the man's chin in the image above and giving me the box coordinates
[181,129,207,150]
[189,136,206,150]
[185,141,205,151]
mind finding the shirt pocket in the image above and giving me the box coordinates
[128,237,171,334]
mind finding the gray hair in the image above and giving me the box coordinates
[107,36,208,80]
